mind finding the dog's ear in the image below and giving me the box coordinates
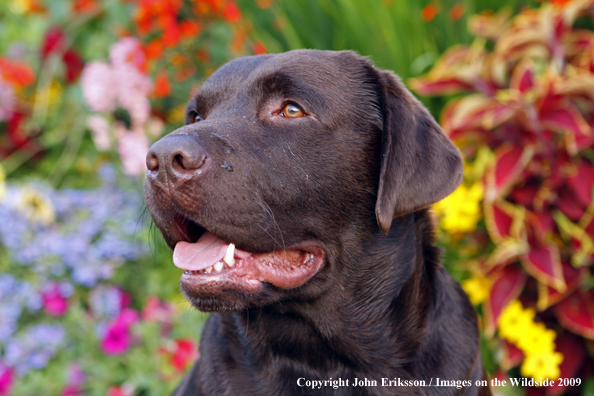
[373,69,463,233]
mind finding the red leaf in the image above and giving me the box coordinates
[556,186,585,222]
[521,244,565,292]
[501,340,523,369]
[554,290,594,339]
[484,200,525,242]
[537,261,587,310]
[484,265,527,336]
[540,105,591,151]
[410,78,474,96]
[510,60,535,93]
[546,334,585,396]
[485,143,534,201]
[567,161,594,208]
[509,185,539,208]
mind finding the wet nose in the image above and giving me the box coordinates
[146,135,207,181]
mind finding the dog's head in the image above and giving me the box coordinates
[144,50,462,311]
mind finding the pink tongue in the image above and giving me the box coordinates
[173,232,229,271]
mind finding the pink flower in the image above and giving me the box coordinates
[107,386,133,396]
[0,79,15,122]
[110,37,145,71]
[42,283,69,316]
[142,296,174,334]
[81,62,116,112]
[87,115,112,151]
[101,309,139,355]
[116,126,150,176]
[0,365,13,396]
[113,63,151,126]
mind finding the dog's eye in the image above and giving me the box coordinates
[188,111,202,123]
[281,103,304,118]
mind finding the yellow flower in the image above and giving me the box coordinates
[17,187,55,225]
[521,350,563,380]
[167,105,187,124]
[517,322,556,355]
[34,81,63,111]
[497,300,535,344]
[9,0,35,14]
[433,182,483,234]
[461,275,491,305]
[0,164,6,200]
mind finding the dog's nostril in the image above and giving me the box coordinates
[172,151,205,172]
[146,152,159,171]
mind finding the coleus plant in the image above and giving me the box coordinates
[411,0,594,392]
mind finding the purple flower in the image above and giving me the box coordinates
[4,323,65,376]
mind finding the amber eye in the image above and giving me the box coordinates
[281,103,304,118]
[188,111,202,123]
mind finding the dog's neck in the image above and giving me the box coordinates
[220,210,440,377]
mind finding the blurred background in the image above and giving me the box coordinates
[1,0,593,395]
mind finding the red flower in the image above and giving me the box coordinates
[153,71,171,98]
[73,0,98,13]
[107,386,133,396]
[449,3,465,21]
[41,27,65,58]
[162,339,199,372]
[63,50,84,83]
[253,41,267,55]
[223,1,241,23]
[421,4,439,22]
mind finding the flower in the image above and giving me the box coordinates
[521,350,564,380]
[42,283,70,316]
[153,70,171,98]
[497,300,535,344]
[81,62,117,112]
[116,128,150,176]
[0,164,6,200]
[433,182,483,234]
[87,115,112,151]
[0,79,15,122]
[4,323,65,376]
[107,385,134,396]
[516,322,556,355]
[421,4,439,22]
[17,187,56,224]
[101,309,138,355]
[0,57,35,87]
[161,339,199,372]
[461,275,491,305]
[0,364,13,396]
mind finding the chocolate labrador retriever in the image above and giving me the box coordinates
[144,50,490,396]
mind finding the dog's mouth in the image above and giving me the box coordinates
[172,214,324,295]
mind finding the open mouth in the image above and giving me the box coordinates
[172,214,324,292]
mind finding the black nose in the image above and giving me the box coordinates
[146,135,207,181]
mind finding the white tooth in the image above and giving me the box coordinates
[224,243,236,266]
[214,261,224,272]
[205,266,213,273]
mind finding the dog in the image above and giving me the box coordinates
[144,49,490,396]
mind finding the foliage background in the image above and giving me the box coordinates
[0,0,591,395]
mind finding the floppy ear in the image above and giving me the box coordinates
[373,69,463,233]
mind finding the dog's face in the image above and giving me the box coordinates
[144,50,463,312]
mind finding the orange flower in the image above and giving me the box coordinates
[154,71,171,98]
[223,1,241,23]
[196,49,210,63]
[180,20,202,38]
[256,0,273,8]
[421,4,439,22]
[253,41,267,55]
[143,39,164,61]
[449,3,465,21]
[551,0,573,7]
[0,58,35,87]
[73,0,98,13]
